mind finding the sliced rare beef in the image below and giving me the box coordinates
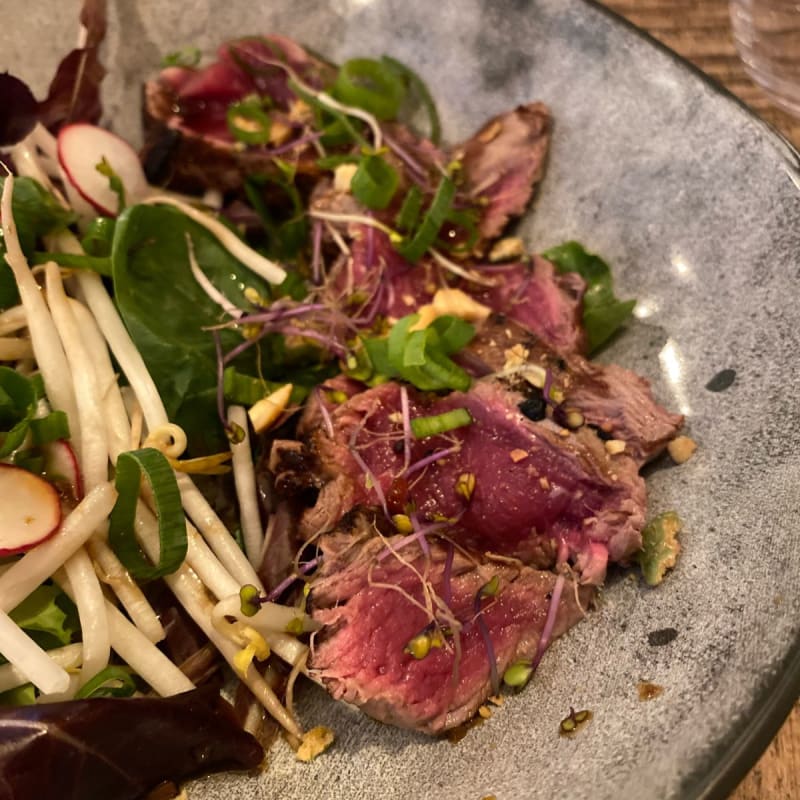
[467,314,684,463]
[142,35,332,191]
[308,526,592,734]
[294,378,646,584]
[466,257,587,354]
[455,103,551,240]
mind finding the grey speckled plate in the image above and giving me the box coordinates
[3,1,800,798]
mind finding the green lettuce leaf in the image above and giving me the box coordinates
[542,241,636,353]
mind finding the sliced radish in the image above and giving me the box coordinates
[57,123,150,217]
[0,464,63,555]
[42,439,84,505]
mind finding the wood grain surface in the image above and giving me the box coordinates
[600,3,800,798]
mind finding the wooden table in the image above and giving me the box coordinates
[600,4,800,797]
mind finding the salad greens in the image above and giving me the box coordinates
[543,241,636,353]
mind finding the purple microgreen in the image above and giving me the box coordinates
[399,385,412,473]
[405,443,461,477]
[314,386,335,439]
[265,556,321,603]
[349,426,390,520]
[543,367,557,408]
[381,129,430,184]
[376,520,449,562]
[442,541,455,607]
[311,219,323,285]
[472,576,501,694]
[530,572,566,672]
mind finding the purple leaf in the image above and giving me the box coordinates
[0,74,38,146]
[0,686,263,800]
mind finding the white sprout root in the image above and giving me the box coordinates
[228,405,264,567]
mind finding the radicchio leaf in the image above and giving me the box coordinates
[0,74,38,146]
[0,686,264,800]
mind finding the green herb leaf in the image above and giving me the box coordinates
[29,410,70,445]
[81,216,116,257]
[0,366,37,458]
[0,683,36,706]
[350,153,399,211]
[111,204,272,452]
[95,157,126,214]
[638,511,682,587]
[32,250,112,276]
[542,241,636,353]
[109,448,187,581]
[0,176,75,310]
[333,58,406,120]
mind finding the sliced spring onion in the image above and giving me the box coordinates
[381,55,441,144]
[333,58,406,121]
[74,665,137,699]
[29,410,70,445]
[226,98,272,146]
[396,175,455,262]
[410,407,472,439]
[350,153,399,211]
[108,448,187,581]
[395,185,423,233]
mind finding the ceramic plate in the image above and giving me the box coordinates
[2,1,799,798]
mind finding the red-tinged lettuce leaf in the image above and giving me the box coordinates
[0,686,264,800]
[0,74,38,146]
[79,0,108,48]
[36,0,107,132]
[37,47,107,132]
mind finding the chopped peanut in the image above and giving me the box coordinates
[605,439,627,455]
[296,726,335,762]
[510,448,528,462]
[333,163,358,193]
[489,236,525,262]
[667,435,697,464]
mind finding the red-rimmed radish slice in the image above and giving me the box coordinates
[57,123,150,216]
[42,439,84,504]
[0,464,62,555]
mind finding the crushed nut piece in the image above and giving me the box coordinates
[539,476,551,490]
[565,410,584,429]
[605,439,626,455]
[667,435,697,464]
[489,236,525,262]
[296,726,335,762]
[510,448,528,462]
[478,705,492,719]
[333,163,358,193]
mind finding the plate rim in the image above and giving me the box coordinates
[584,2,800,796]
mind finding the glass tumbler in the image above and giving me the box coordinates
[730,0,800,118]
